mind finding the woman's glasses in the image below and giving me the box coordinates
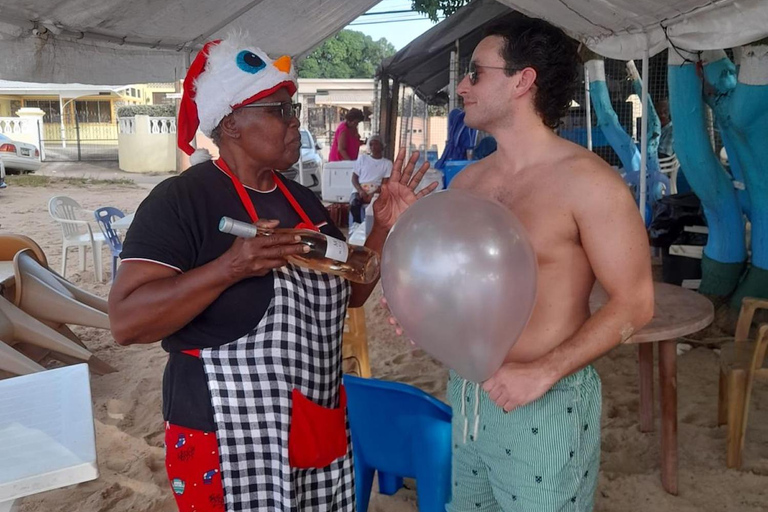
[240,101,302,122]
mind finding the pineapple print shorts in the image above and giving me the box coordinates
[447,365,602,512]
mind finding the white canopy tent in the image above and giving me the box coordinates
[0,0,382,85]
[496,0,768,60]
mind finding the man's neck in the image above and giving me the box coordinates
[488,113,558,173]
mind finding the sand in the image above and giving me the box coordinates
[1,172,766,512]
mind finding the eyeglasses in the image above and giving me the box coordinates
[466,62,521,86]
[240,101,302,122]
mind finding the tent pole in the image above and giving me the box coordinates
[449,40,458,112]
[59,96,67,149]
[423,94,429,155]
[379,76,390,154]
[408,91,415,152]
[584,65,593,152]
[387,79,400,160]
[639,48,650,223]
[373,78,380,137]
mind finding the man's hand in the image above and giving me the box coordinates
[380,297,418,346]
[482,361,559,413]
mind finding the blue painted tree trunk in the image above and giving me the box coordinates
[727,44,768,306]
[586,59,669,218]
[585,59,640,173]
[668,50,747,296]
[701,52,752,220]
[628,60,662,173]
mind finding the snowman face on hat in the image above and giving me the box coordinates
[194,35,297,137]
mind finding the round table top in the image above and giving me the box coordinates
[589,282,714,344]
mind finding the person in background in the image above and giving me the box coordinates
[329,108,365,161]
[657,99,674,158]
[350,135,393,225]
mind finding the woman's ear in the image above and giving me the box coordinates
[219,113,240,140]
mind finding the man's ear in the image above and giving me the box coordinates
[219,113,240,140]
[512,68,537,98]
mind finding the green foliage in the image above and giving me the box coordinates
[117,104,176,118]
[411,0,471,22]
[298,30,396,79]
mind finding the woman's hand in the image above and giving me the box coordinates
[221,219,309,280]
[373,149,439,232]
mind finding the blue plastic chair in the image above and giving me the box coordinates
[93,207,125,282]
[343,375,452,512]
[435,109,477,170]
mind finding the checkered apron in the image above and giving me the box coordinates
[199,264,354,511]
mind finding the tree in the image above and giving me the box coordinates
[298,30,396,79]
[411,0,471,22]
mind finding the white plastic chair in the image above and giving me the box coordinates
[47,196,105,282]
[659,154,680,195]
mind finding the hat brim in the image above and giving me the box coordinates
[232,80,298,110]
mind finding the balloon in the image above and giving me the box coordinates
[381,189,538,383]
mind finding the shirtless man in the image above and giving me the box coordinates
[444,18,654,511]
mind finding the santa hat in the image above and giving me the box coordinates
[178,33,297,164]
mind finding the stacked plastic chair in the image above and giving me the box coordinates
[0,235,116,376]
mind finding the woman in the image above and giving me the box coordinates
[328,108,365,161]
[108,34,436,512]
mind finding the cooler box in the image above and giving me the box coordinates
[322,161,356,203]
[442,160,472,188]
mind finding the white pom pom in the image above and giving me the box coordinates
[190,148,212,165]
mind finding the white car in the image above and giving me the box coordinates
[280,129,323,193]
[0,133,41,176]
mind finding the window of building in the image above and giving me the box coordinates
[24,99,62,123]
[74,100,112,123]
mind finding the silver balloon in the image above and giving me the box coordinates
[381,189,538,383]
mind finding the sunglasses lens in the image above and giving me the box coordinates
[468,63,478,85]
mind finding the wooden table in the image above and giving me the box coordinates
[590,282,714,495]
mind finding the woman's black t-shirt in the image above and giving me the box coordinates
[120,160,344,431]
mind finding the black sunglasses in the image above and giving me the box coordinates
[466,62,522,86]
[240,101,302,122]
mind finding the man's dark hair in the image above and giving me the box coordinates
[345,108,365,123]
[484,17,580,129]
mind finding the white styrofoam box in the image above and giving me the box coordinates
[0,364,98,502]
[418,168,445,193]
[322,161,356,203]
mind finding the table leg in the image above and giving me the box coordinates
[659,340,678,495]
[638,343,655,432]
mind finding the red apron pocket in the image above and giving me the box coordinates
[288,385,348,469]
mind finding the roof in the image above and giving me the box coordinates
[382,0,768,99]
[0,79,125,98]
[497,0,768,60]
[0,0,381,84]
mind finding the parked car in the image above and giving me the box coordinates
[0,133,41,175]
[279,129,323,193]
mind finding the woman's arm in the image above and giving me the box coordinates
[109,221,309,345]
